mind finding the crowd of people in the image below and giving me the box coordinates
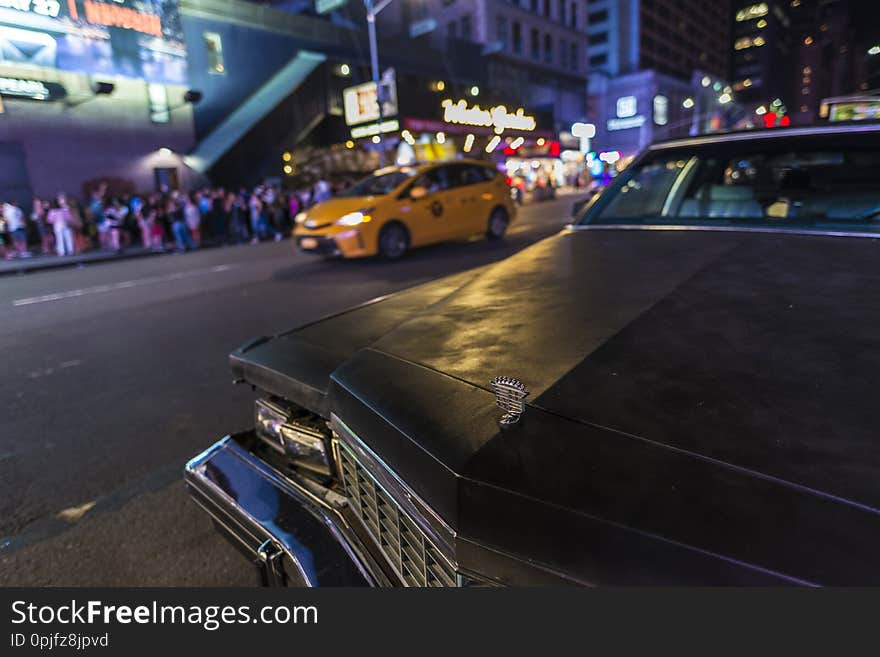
[0,178,342,261]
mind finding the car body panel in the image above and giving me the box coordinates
[293,160,515,257]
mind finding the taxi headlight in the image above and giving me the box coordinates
[335,208,374,226]
[254,399,332,477]
[294,211,308,224]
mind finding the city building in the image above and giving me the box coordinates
[585,0,733,158]
[378,0,590,133]
[730,1,793,118]
[0,0,199,203]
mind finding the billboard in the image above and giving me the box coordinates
[342,72,398,126]
[0,0,187,85]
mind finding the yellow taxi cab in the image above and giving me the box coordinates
[293,159,516,259]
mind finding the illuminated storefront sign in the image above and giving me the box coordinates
[0,0,61,17]
[343,78,398,126]
[607,115,646,130]
[653,95,668,125]
[0,76,65,100]
[350,119,399,139]
[616,96,637,118]
[441,99,536,134]
[608,95,646,131]
[0,0,187,85]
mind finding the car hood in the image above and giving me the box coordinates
[233,228,880,584]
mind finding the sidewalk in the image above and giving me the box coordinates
[0,247,166,277]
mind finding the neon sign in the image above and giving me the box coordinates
[441,99,536,134]
[0,0,61,18]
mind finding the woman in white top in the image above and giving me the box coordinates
[47,196,75,256]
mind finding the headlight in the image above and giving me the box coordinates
[294,211,308,224]
[335,207,374,226]
[254,399,332,477]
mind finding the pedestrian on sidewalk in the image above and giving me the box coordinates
[170,199,194,253]
[0,210,8,260]
[47,195,75,256]
[184,194,201,246]
[3,200,28,257]
[31,198,52,255]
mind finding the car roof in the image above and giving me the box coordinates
[650,122,880,151]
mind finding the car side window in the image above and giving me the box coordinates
[414,167,449,194]
[461,165,490,186]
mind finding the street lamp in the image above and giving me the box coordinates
[869,45,880,56]
[365,0,394,165]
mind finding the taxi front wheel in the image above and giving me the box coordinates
[487,208,509,240]
[378,223,409,260]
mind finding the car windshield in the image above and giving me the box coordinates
[339,169,417,197]
[578,143,880,235]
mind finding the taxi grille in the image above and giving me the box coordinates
[337,442,456,587]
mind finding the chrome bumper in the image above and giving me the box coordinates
[184,433,392,586]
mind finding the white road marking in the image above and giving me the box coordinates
[12,264,236,307]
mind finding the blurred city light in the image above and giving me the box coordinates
[485,135,501,153]
[463,134,475,152]
[682,97,695,109]
[469,86,479,96]
[869,45,880,55]
[436,131,446,144]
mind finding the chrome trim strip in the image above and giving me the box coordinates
[564,224,880,240]
[330,414,457,562]
[649,123,880,150]
[185,437,390,586]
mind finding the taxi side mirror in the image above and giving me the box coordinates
[410,186,429,200]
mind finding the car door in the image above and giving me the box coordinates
[397,165,458,246]
[448,163,498,235]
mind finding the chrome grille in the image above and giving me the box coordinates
[337,441,456,587]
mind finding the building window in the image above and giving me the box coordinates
[531,0,539,12]
[560,38,568,67]
[513,21,522,54]
[496,16,508,48]
[461,14,472,39]
[543,0,551,17]
[569,1,576,28]
[588,9,608,23]
[571,43,578,70]
[448,21,457,37]
[558,0,565,23]
[544,33,553,63]
[589,52,607,67]
[531,28,540,60]
[204,32,225,75]
[589,31,608,45]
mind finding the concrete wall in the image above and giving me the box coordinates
[0,66,198,202]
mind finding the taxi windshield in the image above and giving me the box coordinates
[579,144,880,234]
[340,169,417,198]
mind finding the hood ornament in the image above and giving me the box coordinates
[490,376,529,427]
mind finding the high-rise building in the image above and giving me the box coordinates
[587,0,730,80]
[585,0,733,157]
[730,1,793,115]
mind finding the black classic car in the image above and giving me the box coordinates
[185,124,880,586]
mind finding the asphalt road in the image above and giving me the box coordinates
[0,195,583,586]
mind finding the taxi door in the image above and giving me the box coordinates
[447,163,498,235]
[396,165,459,246]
